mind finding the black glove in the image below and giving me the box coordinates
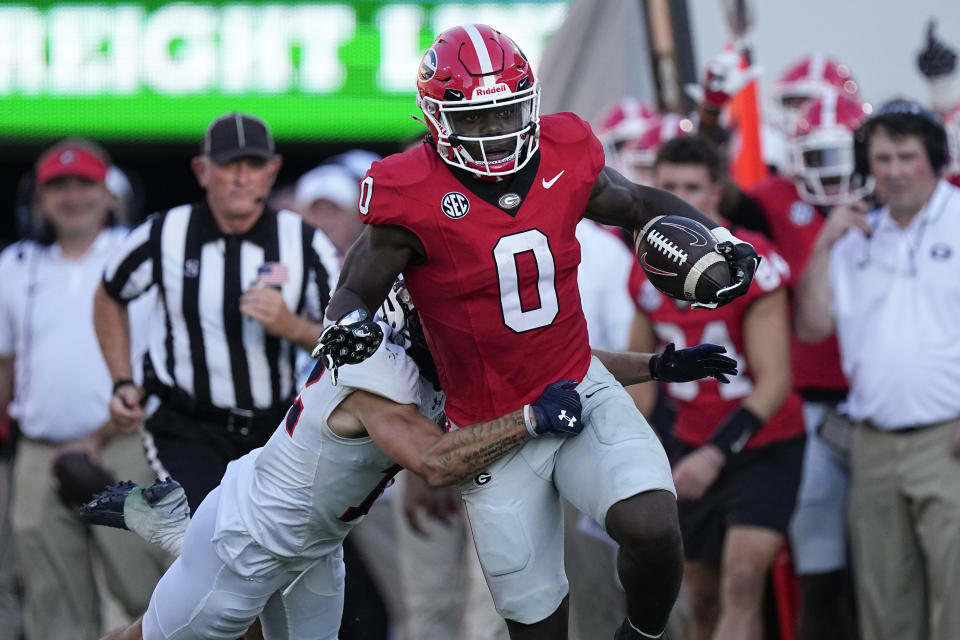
[525,379,583,437]
[711,240,760,308]
[311,309,384,385]
[917,19,957,79]
[649,343,738,384]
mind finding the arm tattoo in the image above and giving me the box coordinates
[424,410,529,483]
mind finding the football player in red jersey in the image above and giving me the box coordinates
[319,23,759,640]
[748,91,870,640]
[769,53,861,137]
[595,96,661,178]
[628,135,805,640]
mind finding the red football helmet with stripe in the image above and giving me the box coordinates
[619,113,695,185]
[416,24,540,177]
[596,97,660,151]
[790,91,873,206]
[770,53,860,134]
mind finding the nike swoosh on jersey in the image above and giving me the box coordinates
[584,386,609,399]
[542,170,565,189]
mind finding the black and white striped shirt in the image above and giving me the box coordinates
[103,201,339,411]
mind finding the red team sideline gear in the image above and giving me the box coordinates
[360,113,605,425]
[750,175,849,393]
[630,230,804,447]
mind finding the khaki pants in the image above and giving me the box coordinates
[848,418,960,640]
[12,431,172,640]
[0,458,22,640]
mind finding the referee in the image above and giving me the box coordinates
[93,112,340,512]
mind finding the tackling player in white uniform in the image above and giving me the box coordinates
[90,281,586,640]
[90,282,737,640]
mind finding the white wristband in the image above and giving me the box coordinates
[710,226,736,244]
[522,405,538,437]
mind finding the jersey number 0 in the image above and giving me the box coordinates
[493,229,559,333]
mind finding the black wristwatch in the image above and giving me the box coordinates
[112,378,136,395]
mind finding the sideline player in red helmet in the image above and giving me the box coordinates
[769,53,860,136]
[620,113,696,186]
[748,91,871,640]
[318,23,760,640]
[595,97,661,176]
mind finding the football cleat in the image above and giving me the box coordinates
[80,478,190,556]
[79,480,137,529]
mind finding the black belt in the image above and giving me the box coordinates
[152,385,288,436]
[798,387,848,404]
[860,416,958,435]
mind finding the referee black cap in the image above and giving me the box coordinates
[202,112,275,164]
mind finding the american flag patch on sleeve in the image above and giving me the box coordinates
[256,262,290,287]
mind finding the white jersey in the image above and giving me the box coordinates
[213,326,433,569]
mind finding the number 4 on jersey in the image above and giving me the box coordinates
[656,320,754,401]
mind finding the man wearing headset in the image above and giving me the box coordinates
[796,100,960,640]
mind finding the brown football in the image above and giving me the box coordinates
[635,215,732,302]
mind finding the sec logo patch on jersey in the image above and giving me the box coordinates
[441,192,470,219]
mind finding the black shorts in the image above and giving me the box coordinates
[673,435,805,568]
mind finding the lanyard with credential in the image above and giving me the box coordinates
[856,185,947,276]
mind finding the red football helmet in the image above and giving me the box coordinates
[596,97,660,150]
[416,24,540,177]
[619,113,695,185]
[770,53,860,134]
[945,101,960,178]
[790,91,873,206]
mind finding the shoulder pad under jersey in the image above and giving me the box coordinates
[334,322,422,407]
[366,144,436,189]
[539,112,596,146]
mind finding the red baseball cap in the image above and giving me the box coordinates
[36,145,108,186]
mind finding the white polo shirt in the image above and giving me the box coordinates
[829,180,960,429]
[0,228,150,442]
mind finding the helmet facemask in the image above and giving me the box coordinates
[792,126,873,206]
[419,82,540,178]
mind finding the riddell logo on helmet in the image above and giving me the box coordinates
[473,83,510,98]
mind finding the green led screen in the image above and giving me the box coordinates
[0,1,568,141]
